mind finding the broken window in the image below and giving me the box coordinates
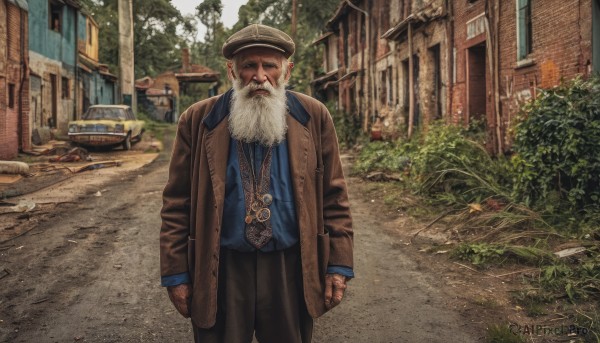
[62,77,69,99]
[8,84,15,109]
[517,0,533,60]
[49,0,64,32]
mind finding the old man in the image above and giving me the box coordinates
[160,23,354,343]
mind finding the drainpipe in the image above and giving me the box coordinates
[18,8,27,151]
[493,0,502,153]
[408,21,414,138]
[74,10,79,120]
[484,0,503,154]
[446,0,454,124]
[345,0,371,132]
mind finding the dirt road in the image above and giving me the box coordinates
[0,146,488,342]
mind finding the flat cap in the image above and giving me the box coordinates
[222,24,295,59]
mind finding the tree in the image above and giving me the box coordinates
[80,0,190,78]
[230,0,340,93]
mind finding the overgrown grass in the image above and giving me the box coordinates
[486,324,526,343]
[351,80,600,329]
[136,108,173,143]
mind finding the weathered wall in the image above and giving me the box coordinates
[394,19,448,129]
[0,1,30,159]
[498,0,593,147]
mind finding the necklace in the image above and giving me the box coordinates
[236,141,274,249]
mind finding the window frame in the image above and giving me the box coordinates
[516,0,533,60]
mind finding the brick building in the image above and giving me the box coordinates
[452,0,598,153]
[314,0,600,153]
[0,0,30,160]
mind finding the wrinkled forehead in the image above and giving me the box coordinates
[233,47,287,64]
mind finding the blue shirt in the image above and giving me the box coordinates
[220,138,299,251]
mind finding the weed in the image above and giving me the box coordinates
[454,243,506,266]
[486,324,526,343]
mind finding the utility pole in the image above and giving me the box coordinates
[118,0,136,112]
[291,0,298,40]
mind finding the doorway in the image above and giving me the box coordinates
[466,43,487,124]
[50,74,58,128]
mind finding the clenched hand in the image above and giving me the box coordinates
[324,273,347,309]
[167,283,191,318]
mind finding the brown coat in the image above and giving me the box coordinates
[160,90,353,328]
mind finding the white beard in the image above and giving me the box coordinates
[229,77,288,146]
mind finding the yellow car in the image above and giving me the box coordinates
[68,105,145,150]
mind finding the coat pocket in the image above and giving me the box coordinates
[317,231,330,280]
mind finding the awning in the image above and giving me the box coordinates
[311,69,339,85]
[381,14,415,40]
[382,5,445,41]
[336,69,361,83]
[174,72,220,83]
[312,32,334,45]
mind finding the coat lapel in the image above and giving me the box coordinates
[204,118,230,209]
[286,115,310,211]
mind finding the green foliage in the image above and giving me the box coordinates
[513,76,600,212]
[412,122,513,204]
[454,243,506,265]
[352,140,414,175]
[80,0,188,78]
[486,324,526,343]
[540,252,600,301]
[326,102,362,149]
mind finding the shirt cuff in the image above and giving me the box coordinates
[327,265,354,279]
[161,272,191,287]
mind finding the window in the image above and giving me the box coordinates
[49,0,63,32]
[88,22,93,45]
[61,77,69,99]
[8,84,15,109]
[517,0,533,60]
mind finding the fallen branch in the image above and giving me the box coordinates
[492,268,539,278]
[411,209,460,244]
[453,262,505,280]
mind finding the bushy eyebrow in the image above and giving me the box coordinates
[239,58,281,67]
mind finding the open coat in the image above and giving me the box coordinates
[160,89,354,328]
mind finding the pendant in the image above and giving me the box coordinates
[256,208,271,222]
[251,201,262,212]
[245,215,253,224]
[261,193,273,206]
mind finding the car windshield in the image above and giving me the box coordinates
[83,107,127,120]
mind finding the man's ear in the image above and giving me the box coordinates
[285,62,294,81]
[227,61,236,81]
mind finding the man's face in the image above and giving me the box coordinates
[229,48,292,97]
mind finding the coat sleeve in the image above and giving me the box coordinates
[319,105,354,270]
[160,110,193,278]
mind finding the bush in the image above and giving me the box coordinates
[412,122,512,203]
[326,101,362,149]
[512,76,600,211]
[352,140,414,175]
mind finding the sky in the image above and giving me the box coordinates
[171,0,248,35]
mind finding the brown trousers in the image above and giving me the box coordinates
[193,245,313,343]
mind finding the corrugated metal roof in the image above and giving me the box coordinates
[7,0,29,11]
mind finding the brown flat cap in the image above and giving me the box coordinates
[222,24,295,59]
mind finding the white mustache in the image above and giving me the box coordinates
[243,82,275,95]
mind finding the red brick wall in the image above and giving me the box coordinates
[451,0,593,152]
[0,2,29,160]
[498,0,592,147]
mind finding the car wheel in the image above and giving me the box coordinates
[123,134,132,150]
